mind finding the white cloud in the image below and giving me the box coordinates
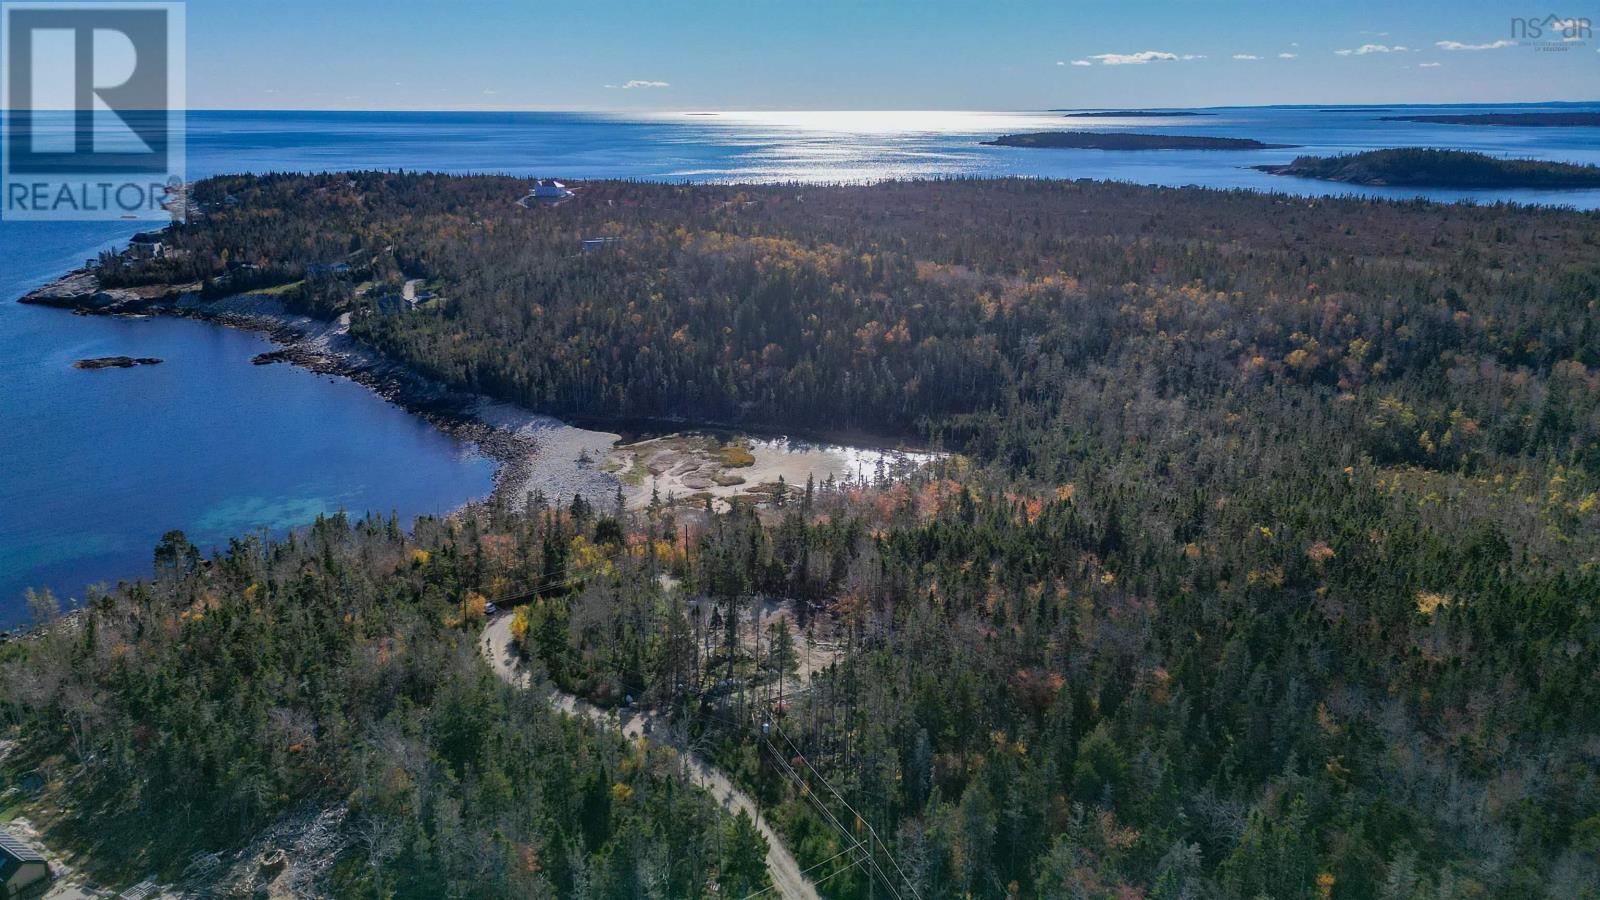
[1435,39,1516,50]
[1336,43,1409,55]
[1277,52,1298,58]
[1233,53,1261,60]
[1071,59,1092,66]
[1090,50,1180,65]
[1180,53,1206,60]
[615,79,670,89]
[1418,61,1442,67]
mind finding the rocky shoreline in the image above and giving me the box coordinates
[21,266,935,522]
[21,269,623,512]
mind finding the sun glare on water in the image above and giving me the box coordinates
[634,110,1061,183]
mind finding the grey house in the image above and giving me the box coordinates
[0,831,48,898]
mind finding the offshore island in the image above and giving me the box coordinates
[1381,112,1600,127]
[1256,148,1600,188]
[983,131,1295,150]
[1054,109,1215,117]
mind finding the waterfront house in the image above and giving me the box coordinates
[128,237,165,259]
[0,830,49,898]
[533,179,573,199]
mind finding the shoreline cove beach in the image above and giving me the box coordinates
[20,261,935,532]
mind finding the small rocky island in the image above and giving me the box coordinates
[73,356,164,370]
[1381,112,1600,128]
[1256,148,1600,188]
[983,131,1295,150]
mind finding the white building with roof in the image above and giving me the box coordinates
[532,179,573,199]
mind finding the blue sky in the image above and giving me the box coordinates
[185,0,1600,110]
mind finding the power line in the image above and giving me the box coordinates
[688,702,890,900]
[760,736,900,900]
[685,703,878,900]
[655,649,921,900]
[807,856,869,893]
[760,733,905,900]
[737,845,860,900]
[773,724,925,900]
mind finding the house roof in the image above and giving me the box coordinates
[0,831,43,863]
[0,830,46,883]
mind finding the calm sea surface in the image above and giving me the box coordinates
[3,104,1598,624]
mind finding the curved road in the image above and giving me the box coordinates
[480,614,819,900]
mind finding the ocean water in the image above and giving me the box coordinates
[2,104,1598,625]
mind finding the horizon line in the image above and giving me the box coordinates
[6,97,1597,116]
[160,97,1600,115]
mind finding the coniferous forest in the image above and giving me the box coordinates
[7,172,1600,898]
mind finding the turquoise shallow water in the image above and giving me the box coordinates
[2,104,1598,625]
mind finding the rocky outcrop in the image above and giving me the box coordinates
[73,356,163,369]
[21,269,197,312]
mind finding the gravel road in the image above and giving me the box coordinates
[480,614,819,900]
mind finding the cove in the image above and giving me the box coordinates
[0,264,495,627]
